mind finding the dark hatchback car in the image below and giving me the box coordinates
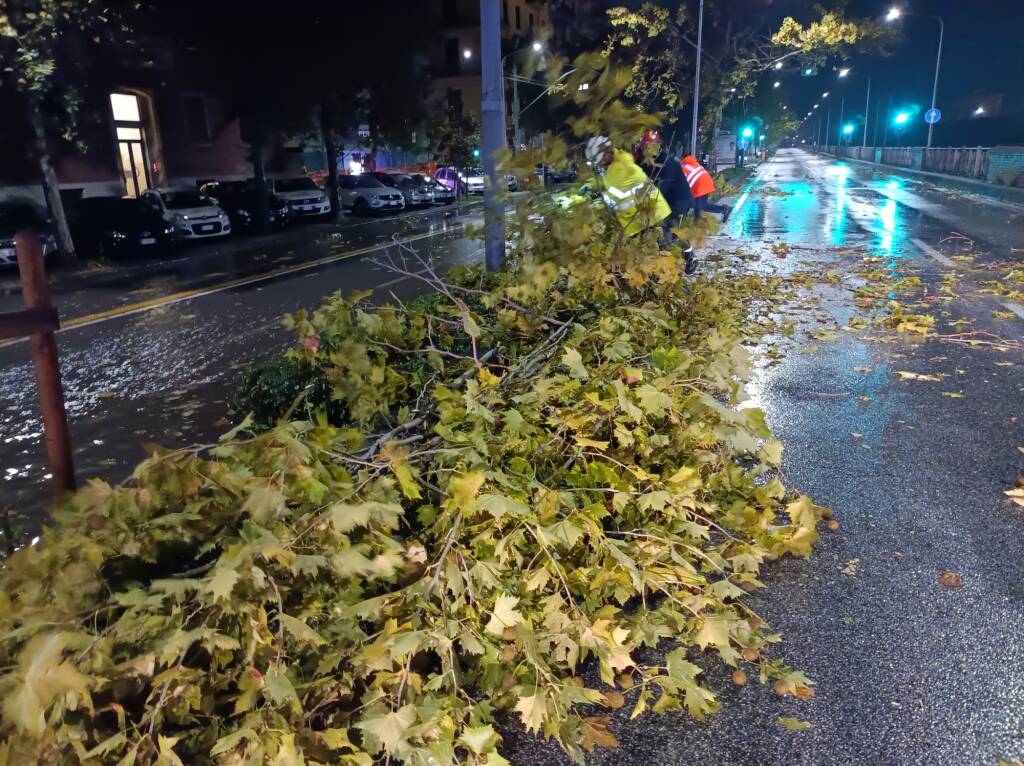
[200,180,290,232]
[69,197,177,260]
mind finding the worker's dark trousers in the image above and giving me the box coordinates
[691,194,728,220]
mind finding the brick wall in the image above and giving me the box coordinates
[986,146,1024,185]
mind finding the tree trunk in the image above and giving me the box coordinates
[321,102,340,217]
[26,95,76,262]
[249,121,271,236]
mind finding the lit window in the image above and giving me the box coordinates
[110,93,141,122]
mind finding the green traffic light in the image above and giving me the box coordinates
[741,127,753,138]
[842,124,854,134]
[473,148,480,157]
[894,112,910,125]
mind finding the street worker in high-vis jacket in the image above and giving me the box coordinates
[584,135,670,237]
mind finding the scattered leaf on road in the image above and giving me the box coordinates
[731,670,747,686]
[938,571,963,588]
[1005,488,1024,508]
[895,371,943,382]
[941,391,963,398]
[841,558,860,576]
[777,717,813,731]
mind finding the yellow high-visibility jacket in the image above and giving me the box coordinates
[601,150,671,236]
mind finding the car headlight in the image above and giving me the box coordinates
[163,225,175,235]
[237,208,251,218]
[173,213,189,224]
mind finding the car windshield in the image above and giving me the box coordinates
[274,178,318,192]
[353,176,385,188]
[411,174,432,185]
[163,191,214,209]
[389,174,413,185]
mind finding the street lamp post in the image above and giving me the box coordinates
[887,8,944,148]
[690,0,705,156]
[502,42,544,153]
[839,68,872,148]
[837,97,844,146]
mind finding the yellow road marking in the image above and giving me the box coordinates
[1,225,464,347]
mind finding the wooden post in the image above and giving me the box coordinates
[15,231,75,495]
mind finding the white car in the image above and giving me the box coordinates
[267,177,331,217]
[140,188,231,240]
[337,175,405,215]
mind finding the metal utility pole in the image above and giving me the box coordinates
[479,0,506,271]
[862,77,871,148]
[824,110,831,151]
[689,0,704,156]
[927,17,944,148]
[511,64,521,150]
[882,94,892,147]
[838,97,845,145]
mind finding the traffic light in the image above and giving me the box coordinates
[741,127,754,138]
[893,112,910,125]
[842,124,855,135]
[473,148,481,158]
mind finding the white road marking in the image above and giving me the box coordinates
[911,238,957,268]
[1000,302,1024,321]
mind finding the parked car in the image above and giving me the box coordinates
[140,188,231,240]
[267,177,331,218]
[536,165,578,184]
[337,175,405,215]
[200,180,290,231]
[434,166,517,194]
[370,172,435,207]
[0,197,57,266]
[417,174,455,205]
[69,197,178,259]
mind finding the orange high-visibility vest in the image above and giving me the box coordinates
[681,155,715,198]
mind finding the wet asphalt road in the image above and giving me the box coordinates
[505,151,1024,765]
[2,150,1024,763]
[0,202,484,522]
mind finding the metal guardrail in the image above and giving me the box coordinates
[820,145,990,181]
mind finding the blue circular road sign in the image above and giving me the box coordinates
[924,108,942,124]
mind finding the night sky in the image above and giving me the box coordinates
[783,0,1024,145]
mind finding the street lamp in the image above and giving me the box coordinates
[886,7,944,147]
[773,81,781,88]
[822,91,829,98]
[463,48,472,59]
[502,42,545,151]
[836,68,872,148]
[973,105,985,116]
[813,103,819,109]
[774,61,784,70]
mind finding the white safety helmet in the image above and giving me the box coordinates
[585,135,612,165]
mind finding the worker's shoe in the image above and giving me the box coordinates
[683,248,698,275]
[722,205,733,225]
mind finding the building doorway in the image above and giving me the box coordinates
[110,92,152,197]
